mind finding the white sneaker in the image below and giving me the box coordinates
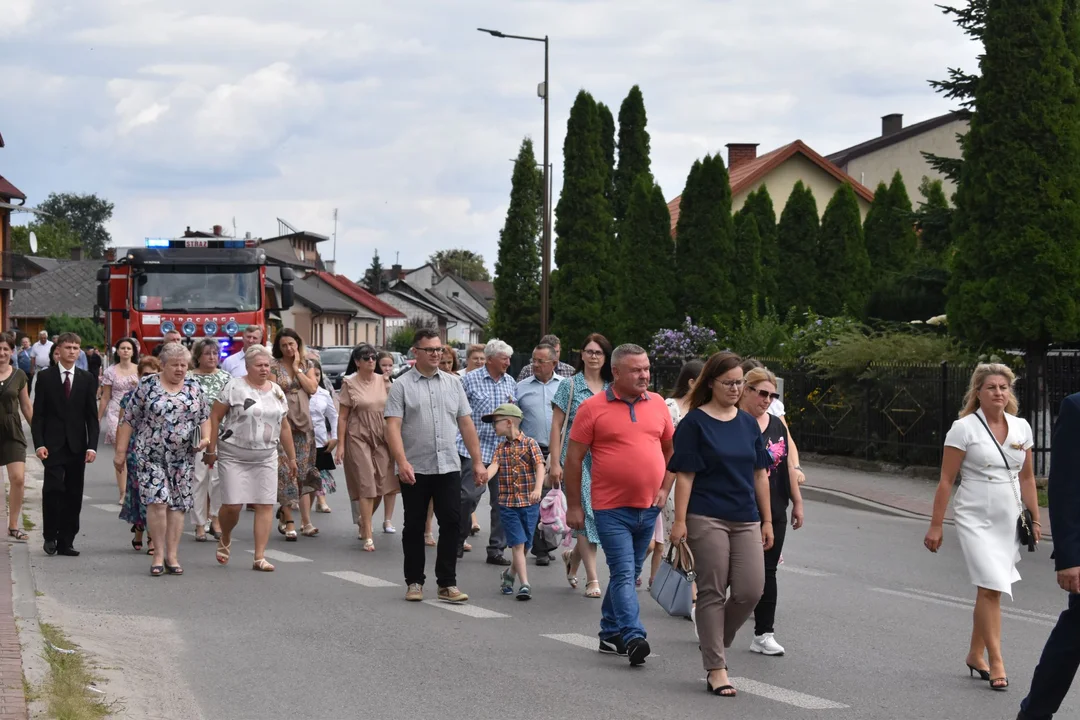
[690,605,698,639]
[750,633,785,656]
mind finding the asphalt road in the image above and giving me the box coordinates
[22,456,1080,720]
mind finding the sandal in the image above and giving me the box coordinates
[301,523,319,537]
[585,580,602,599]
[131,537,143,551]
[252,558,275,572]
[7,528,27,542]
[150,565,165,577]
[216,539,231,565]
[424,533,436,547]
[146,538,155,556]
[562,550,579,589]
[316,504,331,514]
[194,532,208,543]
[470,523,480,535]
[362,538,375,552]
[462,542,472,552]
[164,563,184,576]
[284,521,298,541]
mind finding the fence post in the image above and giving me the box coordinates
[940,361,949,457]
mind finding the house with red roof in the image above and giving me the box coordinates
[0,130,32,330]
[667,140,875,235]
[308,271,406,346]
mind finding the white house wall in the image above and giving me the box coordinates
[841,118,966,202]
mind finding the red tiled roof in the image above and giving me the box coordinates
[312,271,406,318]
[0,174,26,201]
[666,140,875,234]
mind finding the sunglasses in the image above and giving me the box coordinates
[748,386,780,401]
[358,354,377,362]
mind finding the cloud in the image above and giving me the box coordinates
[1,0,980,282]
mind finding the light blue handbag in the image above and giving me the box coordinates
[649,541,696,618]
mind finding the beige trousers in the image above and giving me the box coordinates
[687,514,765,671]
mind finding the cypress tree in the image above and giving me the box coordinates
[774,181,820,315]
[736,186,779,308]
[865,171,918,275]
[598,102,616,203]
[817,184,871,317]
[947,0,1080,349]
[862,181,891,271]
[617,178,676,346]
[675,154,738,329]
[731,212,764,315]
[914,177,953,262]
[613,85,651,225]
[552,90,617,344]
[491,137,544,351]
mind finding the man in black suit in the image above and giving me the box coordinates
[1017,393,1080,719]
[30,332,99,557]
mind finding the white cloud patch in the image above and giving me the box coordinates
[2,0,980,281]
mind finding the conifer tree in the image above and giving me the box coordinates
[731,212,764,315]
[617,178,677,346]
[363,251,386,294]
[736,186,779,308]
[613,85,651,225]
[816,184,871,317]
[774,181,820,314]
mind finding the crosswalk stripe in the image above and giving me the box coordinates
[871,588,1054,627]
[323,571,399,588]
[902,587,1060,620]
[90,504,118,513]
[421,599,509,618]
[542,633,596,650]
[778,565,834,577]
[245,549,311,563]
[728,677,848,709]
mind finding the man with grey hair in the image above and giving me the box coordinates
[222,325,264,378]
[515,342,562,564]
[518,334,575,381]
[564,343,675,665]
[457,338,517,565]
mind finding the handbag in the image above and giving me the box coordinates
[315,416,336,472]
[973,412,1036,552]
[650,541,696,618]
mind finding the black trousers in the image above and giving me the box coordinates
[42,449,86,549]
[754,509,788,636]
[401,472,460,588]
[1019,593,1080,720]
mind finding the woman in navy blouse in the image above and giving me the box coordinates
[669,352,774,698]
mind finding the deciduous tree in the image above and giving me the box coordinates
[11,221,80,259]
[428,249,490,281]
[35,193,113,259]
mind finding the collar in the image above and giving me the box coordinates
[59,363,76,374]
[482,367,507,383]
[410,366,441,380]
[605,387,649,403]
[527,373,559,385]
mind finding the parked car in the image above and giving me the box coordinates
[389,351,412,379]
[316,346,353,389]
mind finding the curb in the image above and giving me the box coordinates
[801,484,1054,541]
[9,456,50,718]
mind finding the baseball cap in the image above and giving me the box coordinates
[481,403,523,423]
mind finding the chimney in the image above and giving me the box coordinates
[213,224,223,236]
[183,226,194,237]
[391,263,405,281]
[726,143,759,172]
[323,259,336,274]
[69,247,83,261]
[882,113,903,137]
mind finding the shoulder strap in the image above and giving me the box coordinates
[560,376,575,440]
[973,411,1025,513]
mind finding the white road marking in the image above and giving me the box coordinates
[727,677,848,709]
[82,495,91,500]
[245,548,311,563]
[903,587,1060,620]
[778,565,834,577]
[542,633,597,650]
[871,588,1054,627]
[323,571,399,588]
[91,504,118,513]
[421,599,509,619]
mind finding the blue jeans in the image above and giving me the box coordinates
[594,506,660,643]
[1019,593,1080,719]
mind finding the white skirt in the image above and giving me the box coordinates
[953,478,1022,597]
[217,443,278,506]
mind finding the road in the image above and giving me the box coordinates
[20,455,1079,720]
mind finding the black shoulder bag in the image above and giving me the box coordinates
[973,413,1036,552]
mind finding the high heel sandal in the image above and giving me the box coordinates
[216,539,231,565]
[284,521,298,541]
[990,677,1009,691]
[967,663,991,681]
[131,537,143,551]
[706,679,737,697]
[584,580,602,598]
[562,550,579,589]
[362,538,375,552]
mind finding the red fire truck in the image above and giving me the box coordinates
[96,236,294,357]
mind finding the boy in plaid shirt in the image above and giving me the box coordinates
[482,403,545,600]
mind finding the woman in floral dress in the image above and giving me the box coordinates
[114,344,211,576]
[187,338,231,541]
[119,356,161,552]
[548,333,613,599]
[99,338,139,503]
[271,329,321,540]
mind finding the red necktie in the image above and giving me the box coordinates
[63,371,71,398]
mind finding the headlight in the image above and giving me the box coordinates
[203,321,218,336]
[224,321,240,337]
[181,321,197,337]
[160,321,176,335]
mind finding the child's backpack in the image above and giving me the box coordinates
[539,488,571,547]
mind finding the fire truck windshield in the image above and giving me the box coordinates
[133,266,261,312]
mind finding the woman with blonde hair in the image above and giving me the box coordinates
[187,338,230,541]
[924,363,1040,691]
[118,356,161,553]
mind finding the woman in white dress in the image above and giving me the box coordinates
[206,345,298,572]
[924,363,1042,691]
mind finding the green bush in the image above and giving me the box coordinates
[809,327,978,378]
[45,314,104,348]
[721,300,791,359]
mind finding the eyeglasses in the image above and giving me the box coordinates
[358,354,377,362]
[717,379,746,389]
[748,386,780,401]
[532,358,554,365]
[414,347,445,355]
[582,350,605,358]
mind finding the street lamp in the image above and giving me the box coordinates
[478,27,551,337]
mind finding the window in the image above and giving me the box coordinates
[133,267,261,312]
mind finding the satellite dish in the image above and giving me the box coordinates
[28,231,37,255]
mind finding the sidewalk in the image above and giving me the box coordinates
[801,459,1054,538]
[0,492,27,720]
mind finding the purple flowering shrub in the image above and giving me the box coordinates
[650,318,718,362]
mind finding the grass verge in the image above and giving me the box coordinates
[1038,488,1049,508]
[22,513,34,531]
[37,622,113,719]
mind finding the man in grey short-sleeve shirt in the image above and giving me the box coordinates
[385,328,486,604]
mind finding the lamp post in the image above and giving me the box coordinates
[478,27,551,336]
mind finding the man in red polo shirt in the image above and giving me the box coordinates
[565,343,674,666]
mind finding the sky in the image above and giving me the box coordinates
[1,0,980,281]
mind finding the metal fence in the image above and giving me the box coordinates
[652,352,1080,472]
